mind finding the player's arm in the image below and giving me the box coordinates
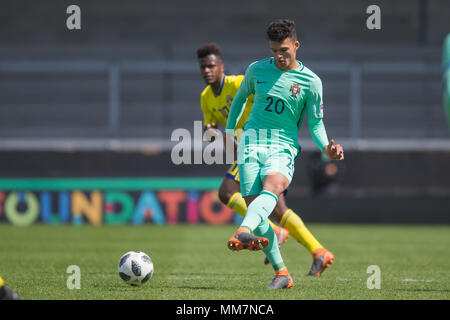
[200,94,221,142]
[225,65,255,133]
[199,94,235,151]
[306,77,344,160]
[225,65,255,151]
[203,122,238,155]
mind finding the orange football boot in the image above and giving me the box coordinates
[265,267,294,289]
[307,248,335,276]
[227,227,269,251]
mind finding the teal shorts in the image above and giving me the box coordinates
[237,142,299,197]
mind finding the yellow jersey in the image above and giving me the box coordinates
[200,75,254,135]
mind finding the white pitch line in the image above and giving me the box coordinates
[167,275,437,283]
[401,278,433,283]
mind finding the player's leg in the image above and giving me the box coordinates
[218,171,247,217]
[226,147,280,252]
[250,147,303,286]
[261,195,295,265]
[238,171,288,233]
[270,180,317,251]
[277,198,335,276]
[245,147,295,234]
[254,218,293,289]
[227,172,293,289]
[265,147,335,276]
[254,173,293,288]
[231,183,292,289]
[220,161,289,250]
[226,143,292,289]
[270,195,334,276]
[227,193,271,251]
[0,276,20,300]
[226,154,271,251]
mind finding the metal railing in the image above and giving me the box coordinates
[0,59,447,151]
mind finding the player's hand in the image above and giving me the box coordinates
[323,139,344,160]
[204,122,220,142]
[204,122,217,130]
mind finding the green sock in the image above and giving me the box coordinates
[241,190,278,232]
[254,219,285,271]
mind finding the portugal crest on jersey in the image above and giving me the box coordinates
[290,83,301,97]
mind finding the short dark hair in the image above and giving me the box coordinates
[196,42,224,60]
[266,19,297,42]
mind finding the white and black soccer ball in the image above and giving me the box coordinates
[118,251,154,286]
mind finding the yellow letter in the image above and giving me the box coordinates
[72,191,103,225]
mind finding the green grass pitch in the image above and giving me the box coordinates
[0,224,449,300]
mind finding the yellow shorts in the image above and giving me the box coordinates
[225,160,240,182]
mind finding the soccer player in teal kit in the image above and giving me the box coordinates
[225,19,344,289]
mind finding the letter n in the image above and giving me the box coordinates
[71,191,103,225]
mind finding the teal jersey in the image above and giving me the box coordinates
[226,57,328,151]
[443,33,450,129]
[444,33,450,80]
[443,33,450,73]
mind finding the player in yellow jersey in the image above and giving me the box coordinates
[0,276,20,300]
[197,43,334,276]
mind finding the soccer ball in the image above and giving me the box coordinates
[118,251,154,286]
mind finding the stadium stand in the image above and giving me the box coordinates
[0,0,449,140]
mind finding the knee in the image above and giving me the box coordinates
[263,175,290,198]
[265,184,287,199]
[218,183,234,205]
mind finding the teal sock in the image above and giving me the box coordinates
[254,219,285,271]
[241,190,278,232]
